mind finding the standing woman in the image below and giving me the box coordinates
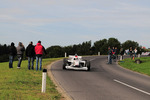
[9,42,17,68]
[134,48,138,57]
[16,42,25,68]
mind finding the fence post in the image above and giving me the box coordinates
[98,52,100,56]
[41,69,47,93]
[65,52,67,57]
[138,54,140,58]
[120,56,123,61]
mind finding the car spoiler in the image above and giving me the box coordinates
[69,55,82,59]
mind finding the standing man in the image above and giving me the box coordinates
[35,41,47,71]
[26,41,35,70]
[112,47,116,62]
[9,42,17,68]
[16,42,25,68]
[120,48,125,60]
[129,47,133,59]
[115,47,119,60]
[138,48,142,58]
[107,47,112,64]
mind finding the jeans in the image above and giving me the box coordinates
[28,57,34,70]
[134,53,137,57]
[108,55,112,64]
[17,55,23,67]
[9,56,14,68]
[36,56,42,71]
[130,54,133,59]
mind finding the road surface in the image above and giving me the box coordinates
[49,56,150,100]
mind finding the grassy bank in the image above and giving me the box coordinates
[0,58,63,100]
[119,57,150,76]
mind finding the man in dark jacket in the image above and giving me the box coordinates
[26,41,35,70]
[9,42,17,68]
[120,48,125,60]
[34,41,47,71]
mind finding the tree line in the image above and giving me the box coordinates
[0,38,146,62]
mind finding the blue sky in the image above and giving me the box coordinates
[0,0,150,48]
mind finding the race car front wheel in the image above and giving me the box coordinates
[87,61,91,71]
[63,64,67,70]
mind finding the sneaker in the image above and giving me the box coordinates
[17,67,20,69]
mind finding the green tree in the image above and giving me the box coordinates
[80,41,92,55]
[93,39,108,55]
[122,40,139,50]
[107,38,121,49]
[93,38,121,55]
[63,41,92,55]
[63,45,73,56]
[46,46,64,58]
[0,44,9,62]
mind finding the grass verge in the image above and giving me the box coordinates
[0,58,63,100]
[119,57,150,76]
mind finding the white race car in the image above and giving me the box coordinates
[63,55,91,71]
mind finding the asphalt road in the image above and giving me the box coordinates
[50,56,150,100]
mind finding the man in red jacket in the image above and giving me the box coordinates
[35,41,47,71]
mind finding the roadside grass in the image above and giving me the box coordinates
[119,57,150,76]
[0,58,63,100]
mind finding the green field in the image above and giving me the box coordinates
[1,56,150,100]
[0,58,63,100]
[119,57,150,76]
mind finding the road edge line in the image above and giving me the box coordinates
[47,59,73,100]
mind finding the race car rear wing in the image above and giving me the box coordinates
[69,55,82,59]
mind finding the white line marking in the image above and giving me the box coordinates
[114,79,150,96]
[90,58,96,61]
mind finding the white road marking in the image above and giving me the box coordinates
[114,79,150,96]
[90,58,96,61]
